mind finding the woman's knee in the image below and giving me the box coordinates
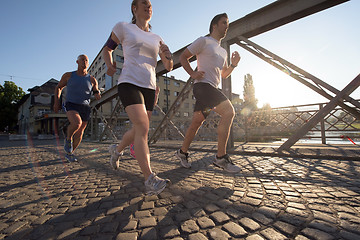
[133,121,149,135]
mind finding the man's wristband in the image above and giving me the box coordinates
[230,64,237,68]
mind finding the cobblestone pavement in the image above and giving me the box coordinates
[1,139,360,240]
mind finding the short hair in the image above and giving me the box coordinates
[77,54,88,61]
[209,13,228,34]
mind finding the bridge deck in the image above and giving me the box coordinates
[151,140,360,161]
[1,138,359,239]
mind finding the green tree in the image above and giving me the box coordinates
[0,81,25,132]
[243,74,258,111]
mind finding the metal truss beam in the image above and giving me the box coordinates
[149,76,194,144]
[90,0,350,143]
[93,107,118,141]
[278,74,360,151]
[235,36,360,119]
[98,98,122,141]
[90,85,118,109]
[156,0,348,75]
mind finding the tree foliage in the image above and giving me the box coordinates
[0,81,25,132]
[243,74,258,111]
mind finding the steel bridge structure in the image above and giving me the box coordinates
[89,0,359,152]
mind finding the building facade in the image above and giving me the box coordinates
[17,79,67,135]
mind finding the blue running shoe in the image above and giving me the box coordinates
[65,153,77,162]
[64,139,73,154]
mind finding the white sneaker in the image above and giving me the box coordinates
[144,172,170,195]
[213,154,241,173]
[109,144,122,170]
[175,149,191,168]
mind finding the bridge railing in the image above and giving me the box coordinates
[88,99,359,144]
[146,99,360,144]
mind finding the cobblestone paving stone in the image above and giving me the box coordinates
[1,139,360,239]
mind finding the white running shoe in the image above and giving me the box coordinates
[213,154,241,173]
[144,172,170,195]
[175,149,191,168]
[109,144,122,170]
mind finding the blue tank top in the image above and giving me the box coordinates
[66,71,92,105]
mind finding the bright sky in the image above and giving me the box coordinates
[1,0,359,108]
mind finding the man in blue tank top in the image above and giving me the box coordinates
[54,54,101,162]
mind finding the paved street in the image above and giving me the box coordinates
[1,138,360,240]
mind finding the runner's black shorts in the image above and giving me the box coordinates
[193,82,228,118]
[64,102,91,121]
[118,83,156,111]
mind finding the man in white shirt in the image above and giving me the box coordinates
[175,13,241,173]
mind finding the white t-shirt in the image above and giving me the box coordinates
[187,36,228,88]
[112,22,164,90]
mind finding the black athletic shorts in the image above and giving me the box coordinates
[64,102,91,121]
[118,83,156,111]
[193,82,228,118]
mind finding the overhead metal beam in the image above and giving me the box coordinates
[95,0,349,106]
[90,85,117,109]
[235,36,360,119]
[156,0,349,75]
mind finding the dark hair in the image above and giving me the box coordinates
[131,0,152,30]
[209,13,228,33]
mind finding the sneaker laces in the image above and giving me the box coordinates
[147,173,161,185]
[180,150,189,161]
[222,154,235,165]
[184,152,189,161]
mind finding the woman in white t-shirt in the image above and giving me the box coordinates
[103,0,173,195]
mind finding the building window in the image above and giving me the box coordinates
[118,44,123,50]
[174,91,180,97]
[164,89,170,96]
[175,111,180,117]
[184,112,189,117]
[164,79,170,85]
[102,63,106,70]
[116,68,122,75]
[174,82,180,87]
